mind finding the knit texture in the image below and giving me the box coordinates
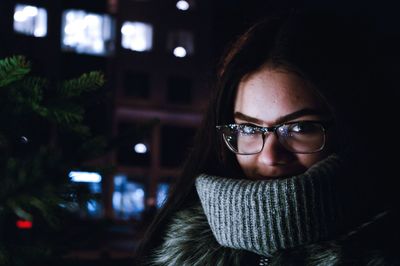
[195,155,342,257]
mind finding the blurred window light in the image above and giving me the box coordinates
[121,21,153,52]
[67,171,103,218]
[113,175,145,220]
[61,9,115,56]
[176,0,190,11]
[134,143,148,154]
[157,183,170,208]
[13,4,47,37]
[86,199,102,217]
[167,30,194,57]
[69,171,102,183]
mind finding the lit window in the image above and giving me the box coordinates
[121,21,153,52]
[61,9,115,56]
[157,183,170,208]
[113,175,145,220]
[67,171,103,218]
[13,4,47,37]
[86,199,102,217]
[167,30,194,57]
[69,171,102,183]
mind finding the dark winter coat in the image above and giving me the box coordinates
[149,204,400,266]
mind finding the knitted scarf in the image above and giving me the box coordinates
[195,155,342,257]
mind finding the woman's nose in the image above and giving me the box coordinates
[256,133,290,166]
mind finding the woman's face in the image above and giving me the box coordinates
[234,66,333,180]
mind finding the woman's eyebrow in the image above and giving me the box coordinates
[234,108,328,125]
[234,112,264,124]
[276,108,328,123]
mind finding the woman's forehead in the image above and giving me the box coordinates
[234,67,329,124]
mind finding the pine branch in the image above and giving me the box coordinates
[0,55,109,264]
[6,76,47,117]
[58,71,105,98]
[19,76,46,104]
[0,158,36,205]
[76,136,108,160]
[6,199,33,221]
[69,124,91,136]
[28,196,61,228]
[0,55,30,88]
[47,104,84,125]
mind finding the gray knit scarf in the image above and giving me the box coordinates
[195,155,342,257]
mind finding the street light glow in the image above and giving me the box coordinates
[176,0,190,11]
[173,46,187,57]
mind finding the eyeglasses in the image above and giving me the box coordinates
[216,121,331,155]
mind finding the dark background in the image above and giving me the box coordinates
[0,0,399,265]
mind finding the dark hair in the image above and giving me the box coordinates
[137,10,386,262]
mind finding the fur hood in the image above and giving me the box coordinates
[148,204,400,266]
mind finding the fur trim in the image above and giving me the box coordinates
[149,204,245,266]
[149,205,400,265]
[270,210,400,265]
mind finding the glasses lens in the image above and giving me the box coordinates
[222,125,263,154]
[278,122,325,153]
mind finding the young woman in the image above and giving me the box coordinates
[138,11,399,265]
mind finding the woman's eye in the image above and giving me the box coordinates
[239,124,257,134]
[291,124,304,132]
[290,122,314,133]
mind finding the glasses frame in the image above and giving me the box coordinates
[216,120,333,155]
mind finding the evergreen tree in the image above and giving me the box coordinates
[0,55,108,265]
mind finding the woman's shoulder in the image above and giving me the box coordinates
[270,209,400,265]
[147,204,244,266]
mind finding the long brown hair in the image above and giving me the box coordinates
[137,10,381,262]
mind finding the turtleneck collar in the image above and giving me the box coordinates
[195,155,343,257]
